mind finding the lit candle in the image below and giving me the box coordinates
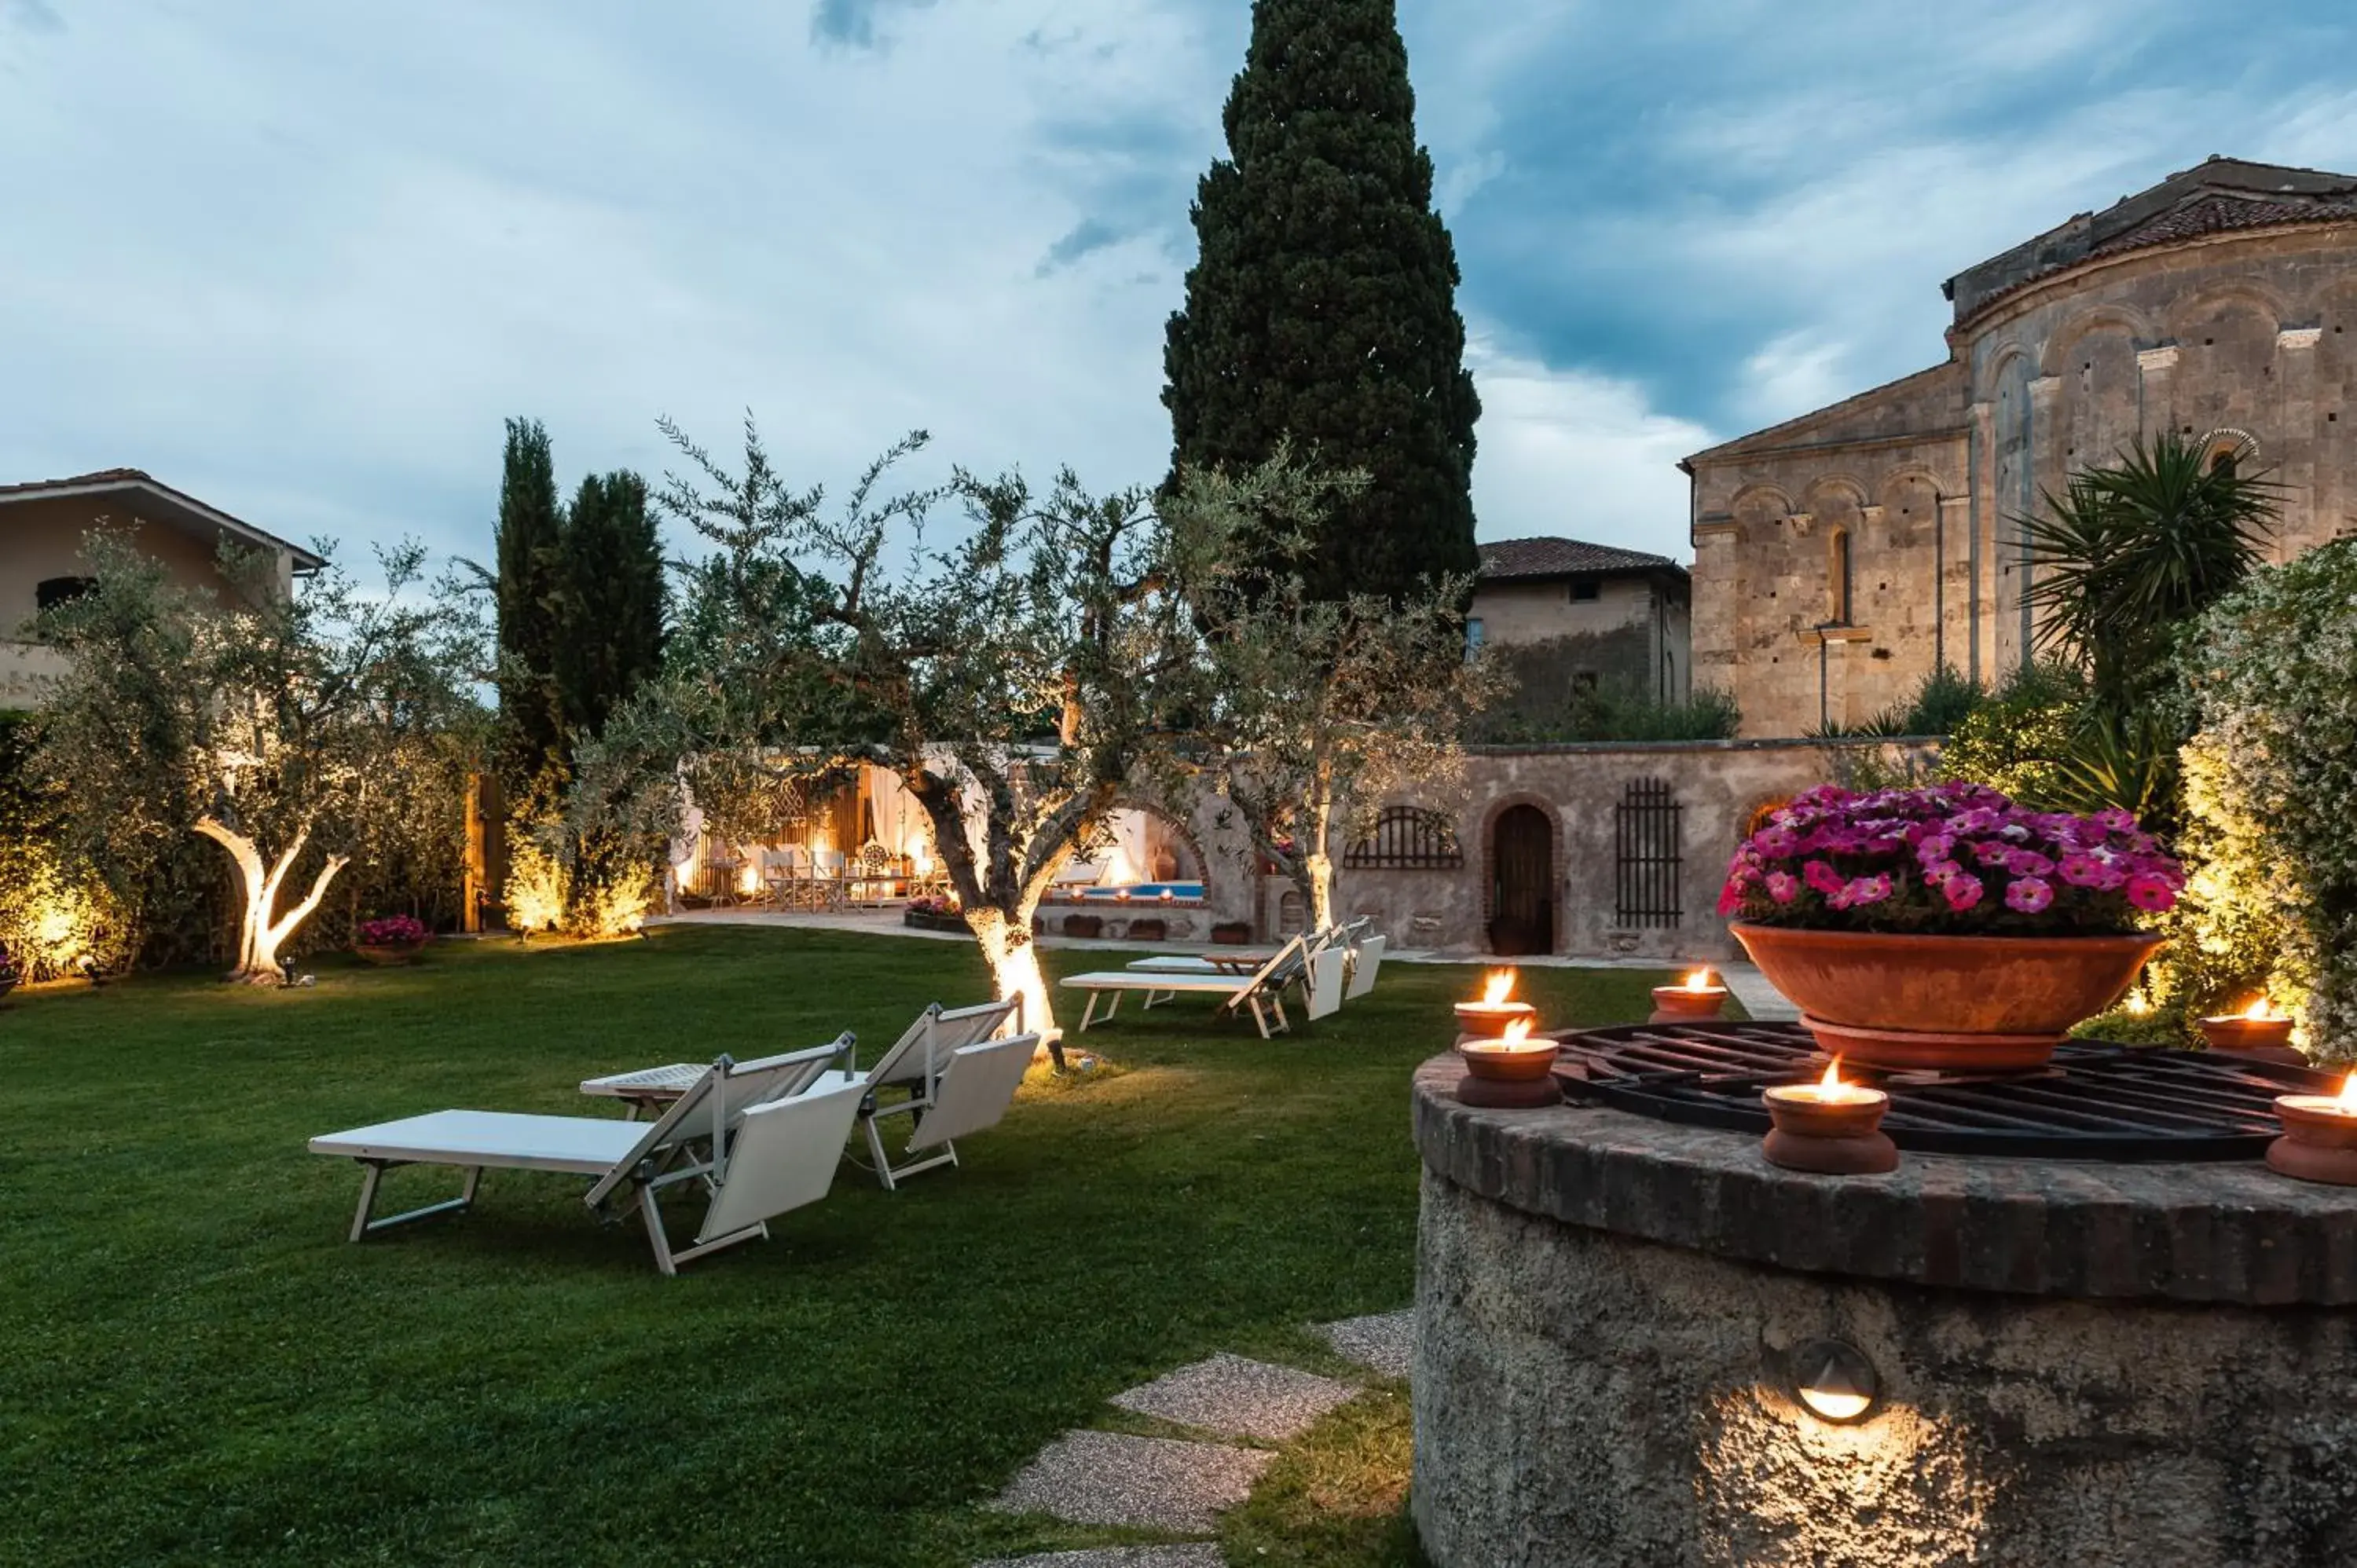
[1457,1017,1560,1082]
[2267,1072,2357,1186]
[1761,1060,1897,1175]
[1652,966,1731,1021]
[1455,969,1538,1041]
[2200,995,2297,1056]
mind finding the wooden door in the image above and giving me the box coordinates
[1490,805,1555,957]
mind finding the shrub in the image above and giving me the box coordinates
[1932,660,2087,805]
[2176,539,2357,1061]
[1719,782,2183,936]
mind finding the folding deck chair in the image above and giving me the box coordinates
[1125,917,1369,979]
[309,1039,863,1276]
[1061,935,1309,1038]
[1343,934,1387,1000]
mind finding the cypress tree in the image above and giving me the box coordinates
[1164,0,1480,603]
[554,470,666,742]
[493,418,566,785]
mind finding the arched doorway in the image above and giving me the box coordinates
[1489,804,1555,957]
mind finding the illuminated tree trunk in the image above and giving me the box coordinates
[967,903,1057,1057]
[195,818,350,984]
[1303,758,1337,930]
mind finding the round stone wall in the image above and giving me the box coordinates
[1409,1058,2357,1568]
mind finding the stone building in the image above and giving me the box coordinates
[1684,156,2357,738]
[1470,537,1691,726]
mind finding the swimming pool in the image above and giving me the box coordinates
[1076,881,1205,901]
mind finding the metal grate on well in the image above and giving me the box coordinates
[1554,1021,2337,1162]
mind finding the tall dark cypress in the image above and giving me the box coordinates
[1164,0,1480,603]
[554,470,666,742]
[493,417,566,784]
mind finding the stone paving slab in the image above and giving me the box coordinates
[1315,1309,1414,1380]
[1109,1352,1359,1442]
[992,1430,1273,1533]
[974,1547,1226,1568]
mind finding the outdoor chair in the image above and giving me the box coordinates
[810,848,850,911]
[310,1039,862,1276]
[1061,934,1309,1038]
[1343,933,1387,1000]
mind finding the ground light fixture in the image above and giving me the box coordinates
[1790,1339,1880,1424]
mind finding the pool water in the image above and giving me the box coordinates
[1077,881,1205,901]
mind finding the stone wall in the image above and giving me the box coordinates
[1184,738,1927,959]
[1691,221,2357,738]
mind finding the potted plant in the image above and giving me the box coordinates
[1062,912,1105,940]
[903,896,967,934]
[354,914,431,965]
[1719,782,2180,1071]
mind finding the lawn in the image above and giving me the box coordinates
[0,925,1681,1567]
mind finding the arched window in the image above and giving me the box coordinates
[1344,806,1464,870]
[2201,427,2260,478]
[1827,530,1853,624]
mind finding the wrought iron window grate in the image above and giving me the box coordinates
[1613,778,1682,928]
[1346,806,1464,870]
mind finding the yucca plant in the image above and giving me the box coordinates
[2020,432,2281,714]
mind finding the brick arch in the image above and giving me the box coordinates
[2038,302,2157,376]
[1474,791,1565,949]
[1106,794,1209,885]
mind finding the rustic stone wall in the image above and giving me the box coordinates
[1691,221,2357,738]
[1410,1063,2357,1568]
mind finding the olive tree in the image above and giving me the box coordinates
[34,531,475,983]
[1171,452,1500,930]
[583,419,1193,1042]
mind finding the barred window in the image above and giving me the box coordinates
[1344,807,1464,870]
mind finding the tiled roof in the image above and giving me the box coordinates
[1478,537,1684,581]
[2086,192,2357,262]
[0,467,323,569]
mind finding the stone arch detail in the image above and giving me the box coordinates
[2038,303,2158,376]
[1474,791,1565,941]
[2166,280,2289,342]
[1976,340,2037,403]
[1875,465,1956,507]
[1105,794,1211,886]
[1801,474,1870,509]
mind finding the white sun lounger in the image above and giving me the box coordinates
[1344,934,1387,999]
[310,1039,863,1276]
[862,1030,1043,1189]
[1061,935,1308,1037]
[1126,917,1369,979]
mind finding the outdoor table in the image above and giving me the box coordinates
[1189,950,1274,973]
[579,1063,706,1119]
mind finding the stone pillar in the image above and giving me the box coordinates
[1937,494,1973,679]
[1968,398,1997,688]
[2277,327,2324,555]
[2022,374,2064,672]
[2137,343,2181,446]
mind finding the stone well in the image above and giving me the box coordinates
[1409,1057,2357,1568]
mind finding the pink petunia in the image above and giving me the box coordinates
[2125,874,2177,913]
[2005,850,2055,877]
[2005,876,2055,914]
[1765,871,1802,906]
[1717,881,1744,917]
[1803,860,1845,896]
[1942,874,1985,911]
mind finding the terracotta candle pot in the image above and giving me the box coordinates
[1761,1063,1897,1175]
[2200,1003,2297,1058]
[2267,1074,2357,1186]
[1651,970,1730,1022]
[1454,1020,1562,1109]
[1454,999,1536,1046]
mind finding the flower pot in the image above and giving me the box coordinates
[1126,917,1168,942]
[1061,914,1105,940]
[1731,923,2162,1073]
[354,941,425,966]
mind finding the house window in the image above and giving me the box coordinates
[36,577,95,612]
[1828,530,1853,624]
[1344,806,1464,870]
[1464,617,1486,657]
[1569,579,1600,603]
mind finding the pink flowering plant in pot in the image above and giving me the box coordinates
[355,914,431,963]
[1720,782,2182,1071]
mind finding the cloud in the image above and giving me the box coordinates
[1464,335,1715,560]
[2,0,63,35]
[809,0,937,50]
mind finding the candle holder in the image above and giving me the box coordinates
[1651,969,1730,1024]
[1455,1028,1563,1109]
[1761,1063,1897,1175]
[2200,1005,2301,1065]
[2267,1075,2357,1186]
[1453,998,1537,1047]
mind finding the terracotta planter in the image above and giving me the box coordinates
[1125,917,1168,942]
[1457,1038,1561,1082]
[1650,985,1730,1022]
[1211,921,1252,946]
[354,941,425,966]
[1731,923,2163,1072]
[1061,914,1105,940]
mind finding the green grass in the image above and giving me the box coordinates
[0,926,1677,1566]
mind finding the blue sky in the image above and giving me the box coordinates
[2,0,2353,570]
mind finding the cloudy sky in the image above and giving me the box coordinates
[3,0,2354,572]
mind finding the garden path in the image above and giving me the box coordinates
[977,1310,1414,1565]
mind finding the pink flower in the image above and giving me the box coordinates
[1765,871,1802,906]
[1924,859,1963,885]
[1942,874,1985,911]
[1830,874,1893,909]
[2098,808,2139,833]
[2125,873,2177,913]
[2004,849,2055,877]
[1802,860,1845,896]
[1717,880,1745,916]
[2058,852,2107,888]
[2005,876,2055,914]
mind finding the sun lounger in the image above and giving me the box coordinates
[862,1030,1043,1189]
[1061,935,1308,1037]
[1344,934,1387,999]
[310,1039,863,1276]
